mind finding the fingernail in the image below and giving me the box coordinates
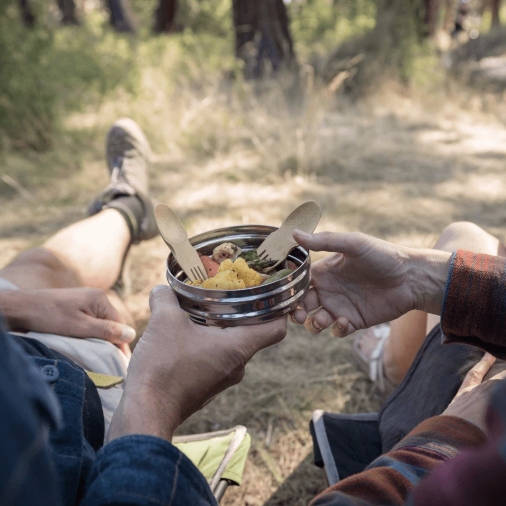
[294,229,311,239]
[289,314,296,324]
[120,326,136,343]
[332,322,344,337]
[312,320,322,330]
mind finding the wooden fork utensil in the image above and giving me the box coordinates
[257,201,321,271]
[154,204,208,282]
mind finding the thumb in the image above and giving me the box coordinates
[149,285,181,313]
[293,230,361,254]
[80,315,136,345]
[224,316,288,362]
[460,353,496,390]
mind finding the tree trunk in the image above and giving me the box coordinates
[19,0,36,27]
[57,0,79,25]
[376,0,438,40]
[422,0,439,36]
[443,0,457,32]
[232,0,295,78]
[106,0,136,32]
[375,0,419,44]
[491,0,501,27]
[154,0,178,33]
[374,0,423,79]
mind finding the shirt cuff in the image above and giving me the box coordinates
[82,435,217,505]
[441,250,506,357]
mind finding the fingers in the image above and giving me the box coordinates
[331,317,356,338]
[293,230,362,255]
[460,353,496,391]
[80,314,136,345]
[291,288,320,324]
[226,316,288,360]
[303,310,356,338]
[304,308,335,334]
[300,287,321,313]
[290,309,307,325]
[89,288,123,323]
[82,288,136,344]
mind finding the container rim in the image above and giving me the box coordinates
[165,224,310,297]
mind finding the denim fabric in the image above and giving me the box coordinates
[0,319,217,505]
[31,356,97,506]
[82,436,218,506]
[14,336,105,452]
[0,318,62,506]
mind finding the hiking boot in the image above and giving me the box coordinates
[88,117,158,244]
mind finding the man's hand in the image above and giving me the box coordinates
[291,230,452,338]
[443,353,506,433]
[0,288,136,347]
[108,285,287,442]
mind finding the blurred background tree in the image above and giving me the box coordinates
[484,0,502,27]
[232,0,295,78]
[154,0,178,33]
[0,0,138,150]
[19,0,136,31]
[2,0,506,153]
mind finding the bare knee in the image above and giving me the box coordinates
[439,221,483,241]
[435,221,500,255]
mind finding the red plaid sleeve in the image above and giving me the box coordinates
[441,250,506,357]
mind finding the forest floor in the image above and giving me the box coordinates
[2,79,506,505]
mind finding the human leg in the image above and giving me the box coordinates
[0,118,157,294]
[357,221,505,387]
[378,324,483,452]
[0,210,130,291]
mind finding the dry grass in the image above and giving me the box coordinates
[2,54,506,505]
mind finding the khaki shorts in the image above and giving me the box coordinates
[0,278,128,437]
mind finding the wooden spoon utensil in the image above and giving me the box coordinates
[154,204,208,282]
[257,201,321,271]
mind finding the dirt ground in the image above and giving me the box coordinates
[2,90,506,505]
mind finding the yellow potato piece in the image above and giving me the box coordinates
[202,270,246,290]
[203,258,263,290]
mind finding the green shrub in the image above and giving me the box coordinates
[0,1,138,151]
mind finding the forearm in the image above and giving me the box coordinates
[405,248,453,316]
[0,290,35,330]
[107,384,180,443]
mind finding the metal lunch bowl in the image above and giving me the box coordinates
[166,225,311,327]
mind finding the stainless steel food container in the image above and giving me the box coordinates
[166,225,311,327]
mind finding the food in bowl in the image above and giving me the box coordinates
[167,225,310,327]
[187,241,298,290]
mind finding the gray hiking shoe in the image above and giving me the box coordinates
[88,118,158,244]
